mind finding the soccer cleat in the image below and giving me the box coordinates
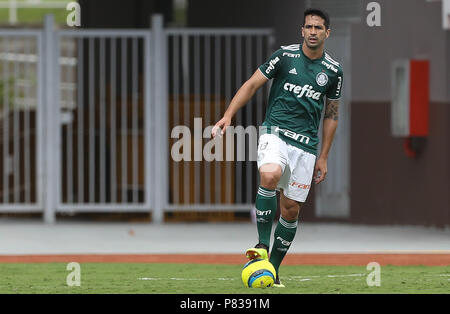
[273,274,285,288]
[245,243,269,261]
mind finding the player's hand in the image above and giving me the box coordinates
[314,157,328,184]
[211,116,231,138]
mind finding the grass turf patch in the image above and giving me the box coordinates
[0,263,448,294]
[0,8,69,25]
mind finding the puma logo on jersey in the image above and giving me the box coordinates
[289,68,297,75]
[283,82,322,100]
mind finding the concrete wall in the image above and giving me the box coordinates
[187,0,305,47]
[448,31,450,100]
[351,0,448,102]
[351,101,450,227]
[349,0,450,227]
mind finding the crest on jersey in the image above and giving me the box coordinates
[316,72,328,86]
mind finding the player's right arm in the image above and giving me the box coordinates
[212,69,268,137]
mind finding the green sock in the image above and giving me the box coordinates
[269,216,298,275]
[255,186,277,248]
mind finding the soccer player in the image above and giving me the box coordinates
[212,8,343,287]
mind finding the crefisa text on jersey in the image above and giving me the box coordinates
[321,60,338,73]
[283,82,322,100]
[265,56,280,75]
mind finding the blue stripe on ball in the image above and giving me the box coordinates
[242,258,262,269]
[247,269,275,287]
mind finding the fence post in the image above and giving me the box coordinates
[150,14,169,223]
[9,0,17,25]
[144,27,153,220]
[43,14,57,224]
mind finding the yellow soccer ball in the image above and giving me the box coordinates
[241,259,276,288]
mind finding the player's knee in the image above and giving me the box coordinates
[281,209,299,221]
[260,171,281,189]
[281,202,301,221]
[259,164,282,189]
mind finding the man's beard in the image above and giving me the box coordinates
[305,38,321,50]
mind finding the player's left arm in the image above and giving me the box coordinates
[314,97,339,184]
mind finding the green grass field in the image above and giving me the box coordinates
[0,8,69,25]
[0,263,449,294]
[0,0,72,25]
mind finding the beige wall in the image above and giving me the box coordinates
[351,0,448,102]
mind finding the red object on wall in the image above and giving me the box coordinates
[403,138,417,158]
[409,60,429,136]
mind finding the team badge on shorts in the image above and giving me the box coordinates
[316,72,328,86]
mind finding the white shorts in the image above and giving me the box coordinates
[257,133,316,203]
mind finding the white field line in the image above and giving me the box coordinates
[284,273,364,281]
[138,277,237,281]
[137,273,367,282]
[423,274,450,277]
[138,273,450,283]
[326,273,365,278]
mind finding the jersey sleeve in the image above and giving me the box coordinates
[258,49,283,80]
[326,68,344,100]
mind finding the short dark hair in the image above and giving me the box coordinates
[303,8,330,29]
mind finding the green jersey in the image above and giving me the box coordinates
[259,43,344,155]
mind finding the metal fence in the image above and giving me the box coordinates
[166,29,273,212]
[0,14,274,223]
[56,31,151,213]
[0,30,42,212]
